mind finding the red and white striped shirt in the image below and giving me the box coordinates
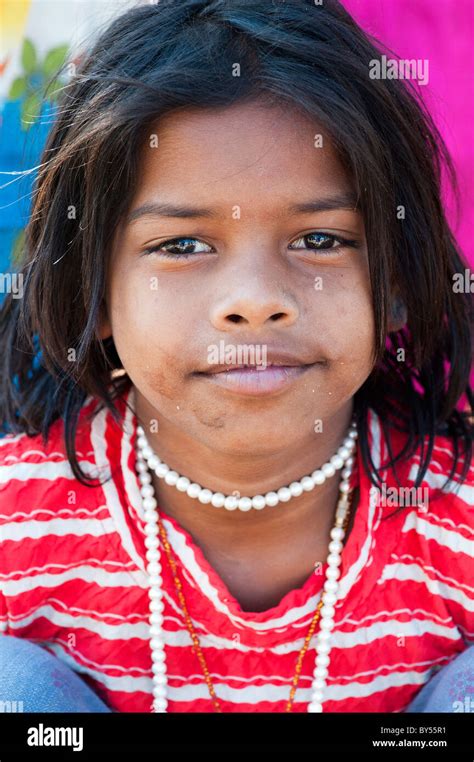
[0,384,473,712]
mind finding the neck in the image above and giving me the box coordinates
[133,390,355,552]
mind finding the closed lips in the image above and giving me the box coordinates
[195,352,320,374]
[207,363,311,373]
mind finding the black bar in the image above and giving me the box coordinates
[0,711,472,758]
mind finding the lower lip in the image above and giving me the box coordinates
[195,364,316,396]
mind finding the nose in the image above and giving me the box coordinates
[209,280,299,332]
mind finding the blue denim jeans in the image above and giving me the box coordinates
[0,636,112,712]
[0,635,472,712]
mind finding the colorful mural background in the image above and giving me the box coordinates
[0,0,138,280]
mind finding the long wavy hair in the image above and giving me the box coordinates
[0,0,472,496]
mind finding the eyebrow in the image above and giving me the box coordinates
[125,192,359,225]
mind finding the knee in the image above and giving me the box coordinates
[0,636,110,712]
[407,646,474,713]
[0,636,60,708]
[0,635,59,682]
[442,646,474,712]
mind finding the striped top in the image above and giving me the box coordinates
[0,384,473,713]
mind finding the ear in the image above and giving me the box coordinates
[387,292,407,333]
[97,300,112,341]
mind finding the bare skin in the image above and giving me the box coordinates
[100,100,403,612]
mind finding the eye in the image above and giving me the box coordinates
[143,237,214,259]
[289,232,358,252]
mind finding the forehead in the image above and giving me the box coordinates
[136,100,353,204]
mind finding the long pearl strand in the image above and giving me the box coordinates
[136,421,357,512]
[135,423,358,713]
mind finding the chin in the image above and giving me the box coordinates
[203,428,303,457]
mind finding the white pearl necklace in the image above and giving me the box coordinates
[136,421,357,511]
[135,421,358,712]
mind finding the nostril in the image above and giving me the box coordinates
[271,313,285,321]
[227,314,243,323]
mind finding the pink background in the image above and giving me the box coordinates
[343,0,473,265]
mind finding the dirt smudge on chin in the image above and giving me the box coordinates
[141,359,227,430]
[190,402,227,430]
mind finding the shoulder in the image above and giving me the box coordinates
[383,425,473,589]
[376,414,473,574]
[0,395,116,600]
[0,395,104,522]
[403,428,473,528]
[0,425,65,518]
[0,394,120,628]
[377,423,474,634]
[377,412,473,522]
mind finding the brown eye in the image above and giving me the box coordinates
[289,232,358,252]
[144,237,214,258]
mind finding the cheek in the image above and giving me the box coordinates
[340,297,375,359]
[308,288,375,406]
[108,274,188,394]
[309,279,374,367]
[109,272,172,379]
[110,271,186,350]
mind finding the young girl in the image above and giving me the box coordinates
[0,0,472,714]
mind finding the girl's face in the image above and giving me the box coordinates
[101,100,377,454]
